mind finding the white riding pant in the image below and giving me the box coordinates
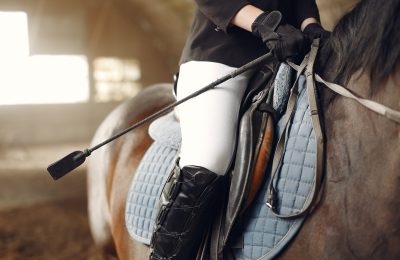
[176,61,253,175]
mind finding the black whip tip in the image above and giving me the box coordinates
[47,150,89,180]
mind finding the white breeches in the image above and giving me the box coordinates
[176,61,253,175]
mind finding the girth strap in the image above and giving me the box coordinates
[266,39,325,219]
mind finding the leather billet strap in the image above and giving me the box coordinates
[266,39,324,219]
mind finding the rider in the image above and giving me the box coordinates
[150,1,328,259]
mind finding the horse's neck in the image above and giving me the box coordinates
[322,67,400,117]
[318,70,400,257]
[321,64,400,188]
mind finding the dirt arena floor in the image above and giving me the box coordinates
[0,166,107,260]
[0,197,102,260]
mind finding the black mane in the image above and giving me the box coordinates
[319,0,400,88]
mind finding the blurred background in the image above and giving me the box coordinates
[0,0,358,259]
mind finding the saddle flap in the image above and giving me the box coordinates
[222,95,275,245]
[208,66,276,258]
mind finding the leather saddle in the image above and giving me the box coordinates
[197,63,278,259]
[202,41,325,259]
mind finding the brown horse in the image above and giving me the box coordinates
[87,0,400,259]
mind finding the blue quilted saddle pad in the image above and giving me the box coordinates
[232,75,316,259]
[125,112,181,244]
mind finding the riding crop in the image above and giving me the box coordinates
[47,52,274,180]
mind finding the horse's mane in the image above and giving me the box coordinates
[319,0,400,88]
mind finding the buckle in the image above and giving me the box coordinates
[266,187,277,210]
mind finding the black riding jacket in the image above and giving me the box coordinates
[180,0,320,67]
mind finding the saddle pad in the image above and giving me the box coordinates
[232,75,316,259]
[148,112,181,150]
[272,63,293,117]
[125,138,180,244]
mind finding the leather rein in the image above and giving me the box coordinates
[291,42,400,125]
[266,39,400,219]
[315,75,400,124]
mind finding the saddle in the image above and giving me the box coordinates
[206,40,325,259]
[125,40,326,259]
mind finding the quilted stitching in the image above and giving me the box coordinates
[125,141,179,244]
[233,75,317,259]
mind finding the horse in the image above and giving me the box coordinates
[87,0,400,258]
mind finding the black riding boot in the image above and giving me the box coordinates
[149,162,225,260]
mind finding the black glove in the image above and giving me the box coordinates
[303,23,331,43]
[252,11,309,62]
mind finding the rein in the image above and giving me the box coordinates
[315,75,400,124]
[266,39,324,219]
[290,44,400,124]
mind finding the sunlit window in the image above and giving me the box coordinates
[0,11,89,105]
[0,12,29,58]
[0,55,89,105]
[93,57,142,102]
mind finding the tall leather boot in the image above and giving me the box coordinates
[150,162,225,260]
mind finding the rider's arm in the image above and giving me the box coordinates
[194,0,252,32]
[230,4,320,32]
[300,18,319,31]
[294,0,321,29]
[194,0,322,33]
[230,4,263,32]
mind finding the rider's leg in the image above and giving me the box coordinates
[177,61,252,174]
[150,61,253,260]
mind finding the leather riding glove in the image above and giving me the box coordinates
[303,23,331,43]
[251,11,309,62]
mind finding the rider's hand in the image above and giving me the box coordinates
[303,23,331,43]
[251,11,309,62]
